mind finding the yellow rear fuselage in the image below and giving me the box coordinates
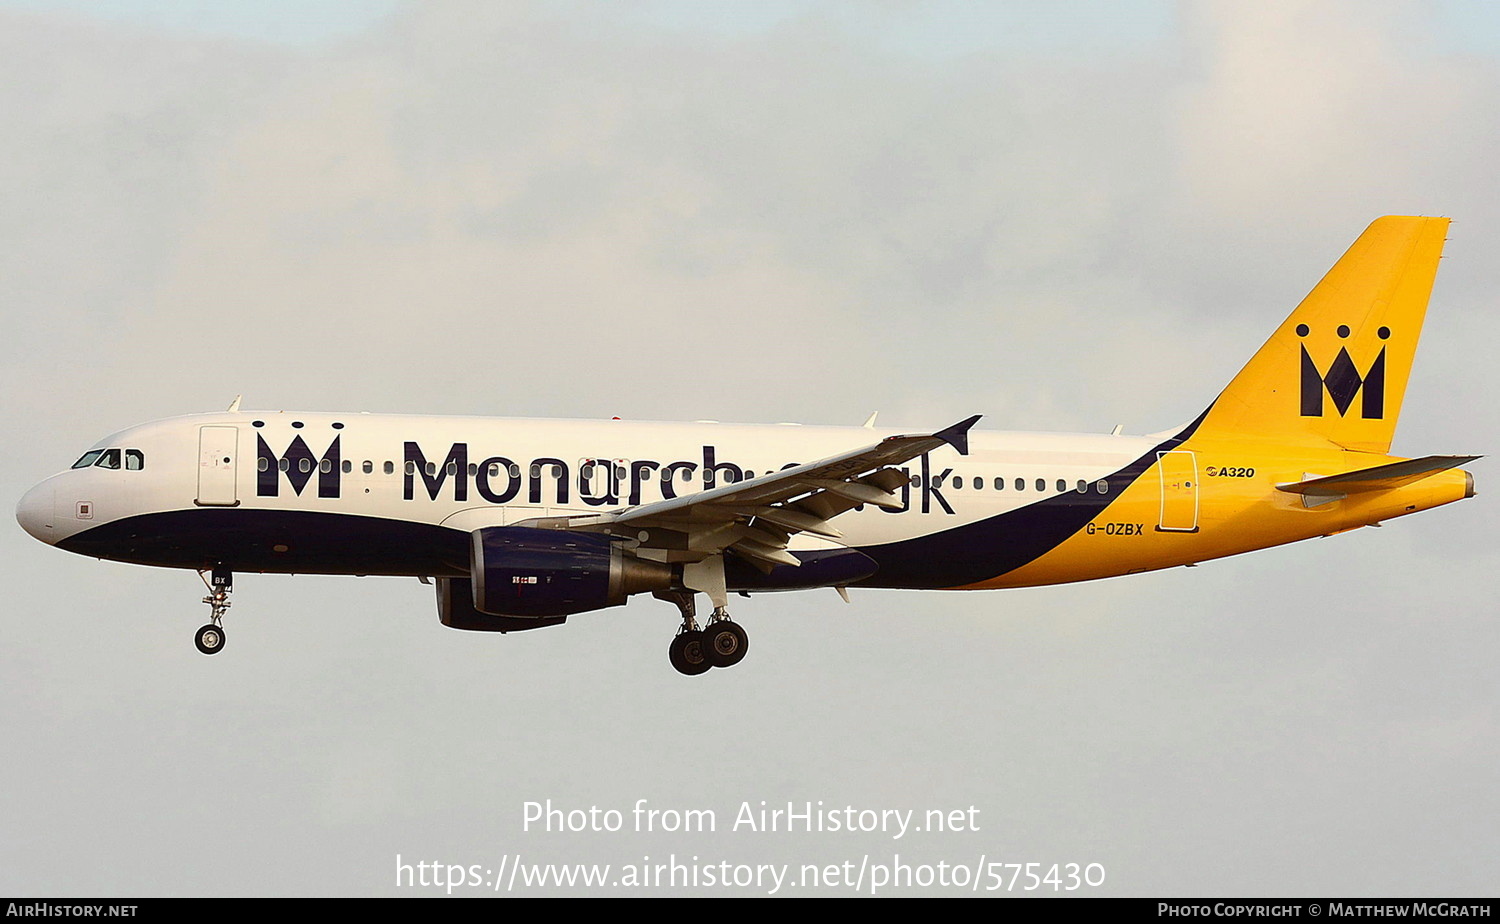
[973,436,1473,589]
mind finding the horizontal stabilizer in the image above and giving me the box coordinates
[1276,455,1480,498]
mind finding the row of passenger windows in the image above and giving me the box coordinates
[62,439,1111,500]
[251,455,1109,495]
[72,449,145,470]
[254,459,753,480]
[258,456,390,474]
[917,475,1110,494]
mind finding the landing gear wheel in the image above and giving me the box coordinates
[195,623,225,655]
[703,620,748,668]
[669,630,710,676]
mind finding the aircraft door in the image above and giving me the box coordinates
[1156,450,1199,532]
[196,426,240,506]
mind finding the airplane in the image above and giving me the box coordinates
[15,216,1478,675]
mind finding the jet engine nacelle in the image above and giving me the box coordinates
[436,576,567,633]
[469,526,672,618]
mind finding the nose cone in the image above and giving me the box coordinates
[16,481,55,543]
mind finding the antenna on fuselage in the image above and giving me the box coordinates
[226,395,243,413]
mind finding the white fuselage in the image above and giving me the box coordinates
[18,410,1152,587]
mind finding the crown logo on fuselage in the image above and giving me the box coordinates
[257,434,341,498]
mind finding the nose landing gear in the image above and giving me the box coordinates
[194,566,232,655]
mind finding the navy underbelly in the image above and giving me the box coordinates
[58,508,471,577]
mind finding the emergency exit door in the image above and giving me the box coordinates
[196,426,239,506]
[1156,450,1199,532]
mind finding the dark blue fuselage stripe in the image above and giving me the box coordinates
[58,508,473,577]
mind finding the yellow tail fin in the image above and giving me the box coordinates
[1196,216,1449,453]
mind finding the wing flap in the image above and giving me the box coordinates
[729,537,802,569]
[722,505,843,539]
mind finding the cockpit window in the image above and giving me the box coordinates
[72,448,142,469]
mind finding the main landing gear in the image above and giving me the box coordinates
[657,555,750,675]
[194,566,232,655]
[661,592,749,675]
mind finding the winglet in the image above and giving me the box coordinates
[933,415,982,456]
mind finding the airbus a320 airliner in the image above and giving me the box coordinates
[16,217,1478,674]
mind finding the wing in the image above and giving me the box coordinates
[514,415,981,570]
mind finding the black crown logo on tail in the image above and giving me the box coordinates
[1297,324,1388,419]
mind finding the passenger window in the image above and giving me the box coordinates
[384,461,394,475]
[509,464,521,479]
[258,458,269,473]
[994,477,1004,490]
[341,460,351,474]
[299,458,312,474]
[279,459,290,473]
[362,461,373,474]
[1096,480,1109,494]
[95,449,121,470]
[1056,479,1066,492]
[1035,478,1045,492]
[320,459,332,474]
[1076,479,1086,493]
[1015,478,1024,491]
[950,477,960,490]
[72,450,104,469]
[125,450,144,471]
[406,461,416,475]
[973,477,981,489]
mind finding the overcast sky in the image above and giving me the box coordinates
[2,0,1496,896]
